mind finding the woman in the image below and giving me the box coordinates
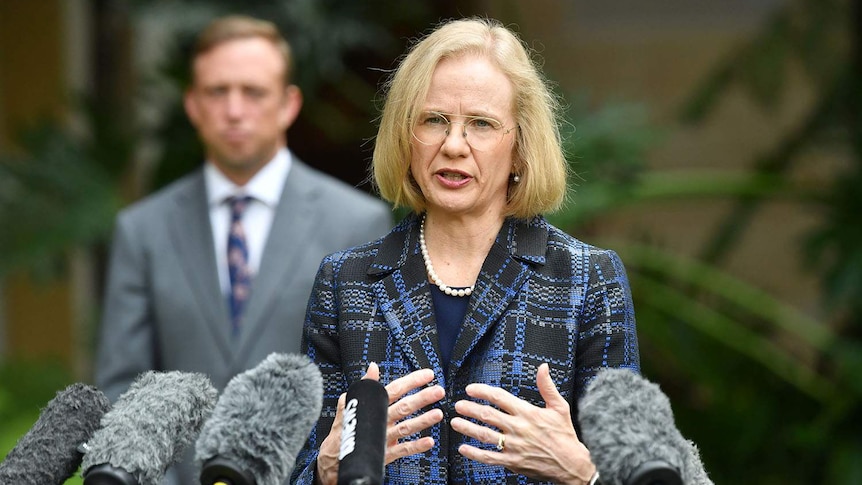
[292,17,640,485]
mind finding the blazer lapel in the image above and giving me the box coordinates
[369,216,442,375]
[366,216,549,382]
[167,172,234,361]
[448,218,548,376]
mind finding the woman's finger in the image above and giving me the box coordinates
[362,361,381,381]
[387,408,444,443]
[316,392,348,484]
[384,368,436,403]
[463,382,524,415]
[388,384,445,424]
[449,416,504,448]
[535,363,568,413]
[385,436,436,464]
[453,398,509,431]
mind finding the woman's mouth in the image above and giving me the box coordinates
[440,171,467,181]
[435,170,472,187]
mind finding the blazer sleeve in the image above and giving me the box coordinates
[94,213,158,403]
[574,248,640,395]
[291,255,347,484]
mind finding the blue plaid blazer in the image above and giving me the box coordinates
[291,214,640,485]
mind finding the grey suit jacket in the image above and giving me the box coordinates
[94,157,392,484]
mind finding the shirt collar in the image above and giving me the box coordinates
[205,148,292,207]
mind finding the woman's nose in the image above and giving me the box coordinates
[441,121,470,154]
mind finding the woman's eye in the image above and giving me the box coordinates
[470,117,497,130]
[423,114,446,125]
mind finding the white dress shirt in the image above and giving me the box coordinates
[204,148,292,296]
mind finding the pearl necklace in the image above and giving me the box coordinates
[419,215,474,297]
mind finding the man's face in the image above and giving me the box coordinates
[184,37,301,184]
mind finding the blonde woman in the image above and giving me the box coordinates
[292,17,640,485]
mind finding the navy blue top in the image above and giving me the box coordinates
[429,285,471,374]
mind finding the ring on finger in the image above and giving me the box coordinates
[496,432,505,451]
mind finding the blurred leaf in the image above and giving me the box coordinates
[618,241,837,351]
[678,64,736,124]
[551,169,818,230]
[564,95,656,185]
[736,14,791,111]
[679,0,849,122]
[0,123,121,277]
[607,242,839,401]
[790,0,847,87]
[805,169,862,315]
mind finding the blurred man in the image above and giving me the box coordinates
[94,15,392,484]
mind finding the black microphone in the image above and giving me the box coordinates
[0,383,111,485]
[195,352,323,485]
[81,370,218,485]
[578,368,713,485]
[337,378,388,485]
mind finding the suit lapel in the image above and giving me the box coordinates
[167,172,234,360]
[235,159,317,357]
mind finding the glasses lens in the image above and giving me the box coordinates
[412,112,508,151]
[464,117,503,151]
[412,112,448,145]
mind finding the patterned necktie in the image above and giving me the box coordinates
[227,196,253,336]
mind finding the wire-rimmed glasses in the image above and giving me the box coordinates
[411,111,516,151]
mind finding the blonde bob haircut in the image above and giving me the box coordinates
[373,17,568,219]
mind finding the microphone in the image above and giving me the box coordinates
[337,378,388,485]
[578,368,713,485]
[195,352,323,485]
[81,370,218,485]
[0,383,111,485]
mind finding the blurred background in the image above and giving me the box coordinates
[2,0,861,483]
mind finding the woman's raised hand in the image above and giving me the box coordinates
[450,363,597,485]
[315,363,444,485]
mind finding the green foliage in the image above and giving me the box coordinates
[806,169,862,317]
[551,0,862,482]
[0,121,122,278]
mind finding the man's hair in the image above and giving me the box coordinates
[191,15,294,85]
[372,17,568,219]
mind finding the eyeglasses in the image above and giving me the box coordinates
[411,111,516,151]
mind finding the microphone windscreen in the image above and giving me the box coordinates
[195,352,323,485]
[337,378,388,485]
[0,383,111,485]
[81,371,217,485]
[578,368,713,485]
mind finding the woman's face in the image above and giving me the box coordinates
[410,54,516,220]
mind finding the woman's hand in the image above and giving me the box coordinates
[450,363,596,485]
[371,364,446,463]
[316,363,445,485]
